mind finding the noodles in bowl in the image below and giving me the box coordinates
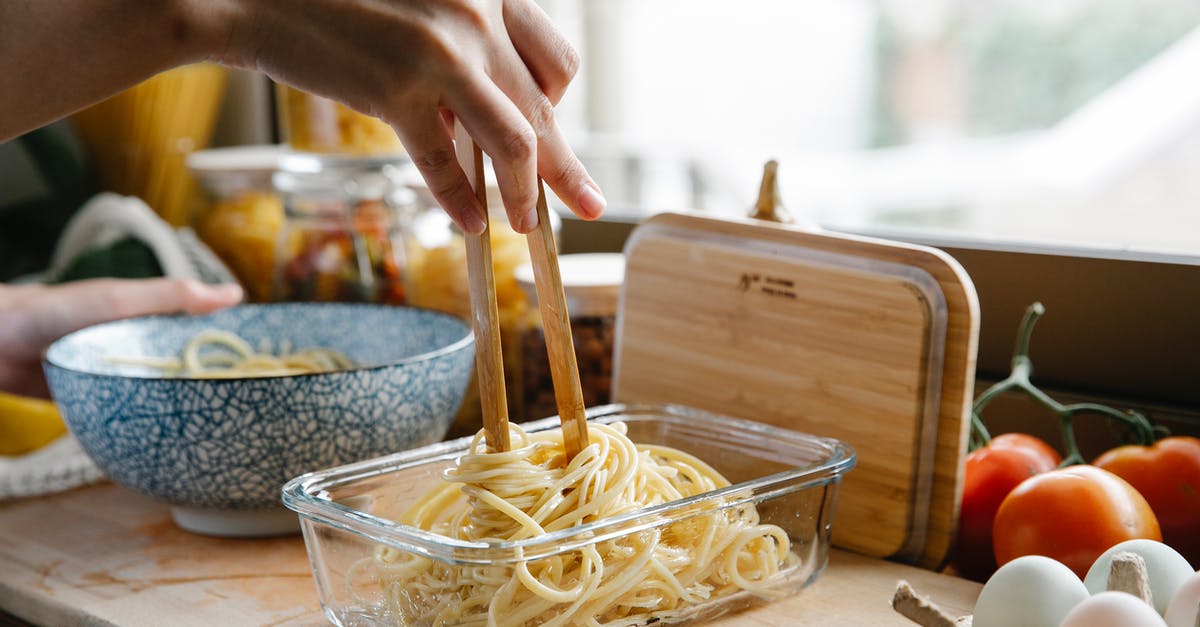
[108,329,357,378]
[43,303,474,537]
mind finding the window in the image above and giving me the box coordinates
[547,0,1200,418]
[549,0,1200,256]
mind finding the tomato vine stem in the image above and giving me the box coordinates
[969,302,1157,464]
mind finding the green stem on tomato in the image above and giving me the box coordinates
[1012,302,1045,364]
[1059,414,1084,466]
[1066,404,1156,445]
[970,302,1160,461]
[968,305,1044,452]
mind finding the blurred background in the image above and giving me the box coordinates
[5,0,1200,282]
[564,0,1200,255]
[2,0,1198,459]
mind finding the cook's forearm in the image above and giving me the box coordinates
[0,0,605,233]
[0,0,228,141]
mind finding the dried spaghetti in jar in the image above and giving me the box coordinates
[271,153,417,305]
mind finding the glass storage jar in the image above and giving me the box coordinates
[188,145,286,302]
[515,253,625,422]
[271,153,417,304]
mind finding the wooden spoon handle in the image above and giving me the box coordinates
[453,122,510,452]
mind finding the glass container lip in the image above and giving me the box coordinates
[281,403,857,565]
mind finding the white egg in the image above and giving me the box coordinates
[973,555,1090,627]
[1164,571,1200,627]
[1060,591,1167,627]
[1084,539,1194,615]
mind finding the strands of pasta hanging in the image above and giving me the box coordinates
[109,330,355,378]
[360,422,800,627]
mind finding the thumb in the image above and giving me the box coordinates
[34,278,243,345]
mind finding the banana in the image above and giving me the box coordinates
[0,390,67,456]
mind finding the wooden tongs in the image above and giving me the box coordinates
[453,123,589,459]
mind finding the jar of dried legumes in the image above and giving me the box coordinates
[515,253,625,422]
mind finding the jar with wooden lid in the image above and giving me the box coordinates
[515,253,625,422]
[271,153,417,304]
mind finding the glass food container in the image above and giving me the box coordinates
[276,84,406,156]
[282,404,856,627]
[272,153,417,305]
[515,253,625,422]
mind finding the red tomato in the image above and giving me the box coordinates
[993,465,1161,579]
[989,432,1061,463]
[1094,436,1200,567]
[954,433,1062,581]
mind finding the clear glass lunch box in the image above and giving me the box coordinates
[282,404,856,626]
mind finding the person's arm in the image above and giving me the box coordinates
[0,0,212,143]
[0,279,242,398]
[0,0,605,235]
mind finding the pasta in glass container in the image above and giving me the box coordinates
[283,405,856,627]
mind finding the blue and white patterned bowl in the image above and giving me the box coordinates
[43,303,474,537]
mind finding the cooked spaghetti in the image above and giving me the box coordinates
[113,330,355,378]
[363,421,798,626]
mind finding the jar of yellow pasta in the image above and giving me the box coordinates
[276,84,405,156]
[271,153,417,305]
[189,145,287,302]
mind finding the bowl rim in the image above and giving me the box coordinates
[42,302,475,381]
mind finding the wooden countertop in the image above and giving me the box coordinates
[0,483,980,626]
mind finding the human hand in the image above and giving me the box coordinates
[211,0,605,235]
[0,279,242,398]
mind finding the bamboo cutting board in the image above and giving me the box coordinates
[0,482,982,626]
[614,212,979,570]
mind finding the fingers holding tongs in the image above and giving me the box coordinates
[453,123,587,459]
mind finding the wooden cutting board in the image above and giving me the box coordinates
[613,212,979,570]
[0,482,982,626]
